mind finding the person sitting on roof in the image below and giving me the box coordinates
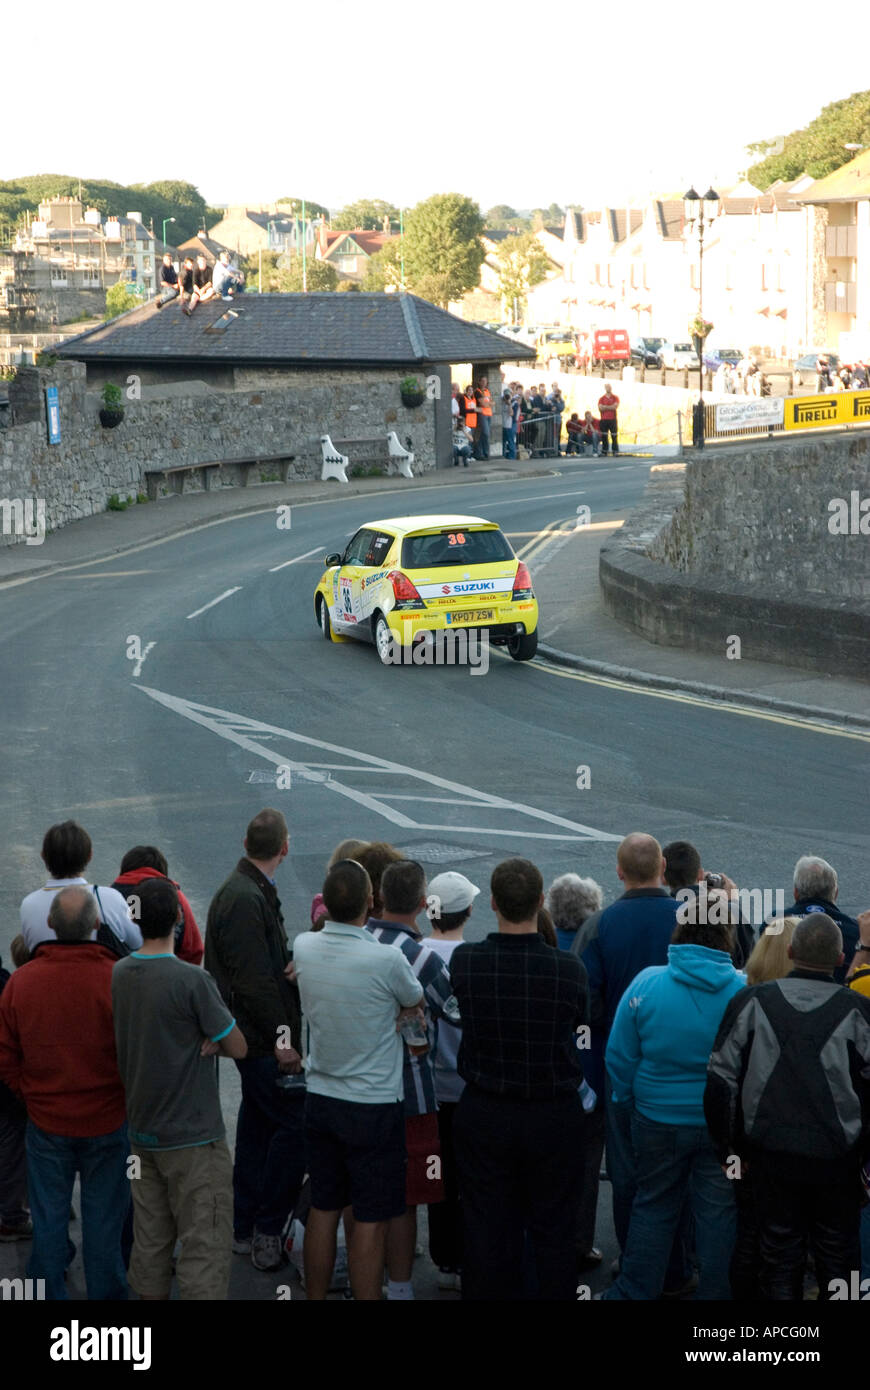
[184,254,218,315]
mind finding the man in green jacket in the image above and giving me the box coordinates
[204,808,304,1272]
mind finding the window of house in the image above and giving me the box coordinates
[337,256,356,273]
[50,266,67,285]
[82,270,100,287]
[761,264,768,291]
[594,263,601,285]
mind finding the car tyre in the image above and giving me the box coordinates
[319,596,336,641]
[507,628,538,662]
[373,612,395,666]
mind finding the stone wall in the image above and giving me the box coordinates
[0,361,439,546]
[649,433,870,600]
[599,437,870,678]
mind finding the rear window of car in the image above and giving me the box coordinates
[675,343,693,352]
[402,527,514,569]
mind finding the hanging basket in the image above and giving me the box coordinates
[400,389,425,408]
[99,408,124,429]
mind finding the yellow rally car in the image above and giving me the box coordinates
[313,514,539,665]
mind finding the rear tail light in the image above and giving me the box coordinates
[388,571,425,610]
[512,562,534,601]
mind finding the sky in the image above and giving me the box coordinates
[5,0,869,216]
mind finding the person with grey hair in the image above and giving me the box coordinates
[546,874,603,954]
[706,912,870,1299]
[0,886,130,1300]
[780,854,859,983]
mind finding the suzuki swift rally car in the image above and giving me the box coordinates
[313,514,539,664]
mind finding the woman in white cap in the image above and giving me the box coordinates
[424,871,480,1292]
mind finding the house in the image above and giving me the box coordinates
[176,232,234,267]
[315,227,396,282]
[207,207,324,259]
[790,150,870,355]
[450,227,562,324]
[0,197,160,327]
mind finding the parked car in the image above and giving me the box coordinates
[792,351,841,386]
[630,336,663,367]
[704,345,742,371]
[657,340,701,370]
[592,328,631,368]
[537,328,577,369]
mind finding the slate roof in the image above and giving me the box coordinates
[54,292,537,366]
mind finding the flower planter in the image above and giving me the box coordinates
[99,408,124,429]
[401,390,425,408]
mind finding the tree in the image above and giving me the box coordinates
[336,279,361,291]
[104,282,139,318]
[333,198,398,229]
[401,193,485,307]
[363,239,404,292]
[497,232,551,322]
[486,204,517,223]
[274,258,338,291]
[275,196,329,219]
[747,88,870,186]
[240,250,280,292]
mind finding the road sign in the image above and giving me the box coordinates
[45,385,60,444]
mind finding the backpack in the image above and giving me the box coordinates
[93,885,132,959]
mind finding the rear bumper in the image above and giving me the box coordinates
[387,606,538,644]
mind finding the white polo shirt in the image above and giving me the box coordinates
[294,920,423,1104]
[20,878,142,954]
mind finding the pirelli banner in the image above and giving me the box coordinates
[784,390,870,431]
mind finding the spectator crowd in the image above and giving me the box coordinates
[1,816,869,1303]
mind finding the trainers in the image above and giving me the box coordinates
[251,1232,284,1271]
[437,1267,461,1291]
[232,1234,253,1255]
[0,1218,33,1241]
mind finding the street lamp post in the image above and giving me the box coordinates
[683,185,719,447]
[162,216,176,249]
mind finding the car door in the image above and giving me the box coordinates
[332,528,374,632]
[357,530,396,623]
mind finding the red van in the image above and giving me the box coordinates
[592,329,630,368]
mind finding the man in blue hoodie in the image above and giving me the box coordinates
[603,909,746,1300]
[571,833,680,1256]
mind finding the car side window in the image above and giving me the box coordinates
[343,529,372,565]
[365,532,393,568]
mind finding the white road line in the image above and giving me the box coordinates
[135,686,623,843]
[185,587,242,620]
[268,546,324,573]
[132,641,156,678]
[484,490,587,506]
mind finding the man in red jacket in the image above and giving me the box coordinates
[0,887,129,1300]
[112,845,204,965]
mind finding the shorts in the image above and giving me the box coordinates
[406,1110,444,1207]
[128,1139,233,1300]
[304,1093,406,1222]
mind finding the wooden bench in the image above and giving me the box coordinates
[144,453,296,501]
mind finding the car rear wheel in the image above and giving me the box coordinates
[507,628,538,661]
[373,613,395,666]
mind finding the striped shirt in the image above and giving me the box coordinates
[366,919,457,1117]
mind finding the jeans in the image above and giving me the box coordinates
[233,1056,307,1237]
[26,1120,129,1300]
[599,418,618,454]
[0,1103,28,1225]
[605,1111,735,1300]
[454,1084,585,1301]
[476,414,491,459]
[502,424,517,459]
[604,1091,636,1253]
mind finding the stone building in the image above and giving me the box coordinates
[0,293,533,545]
